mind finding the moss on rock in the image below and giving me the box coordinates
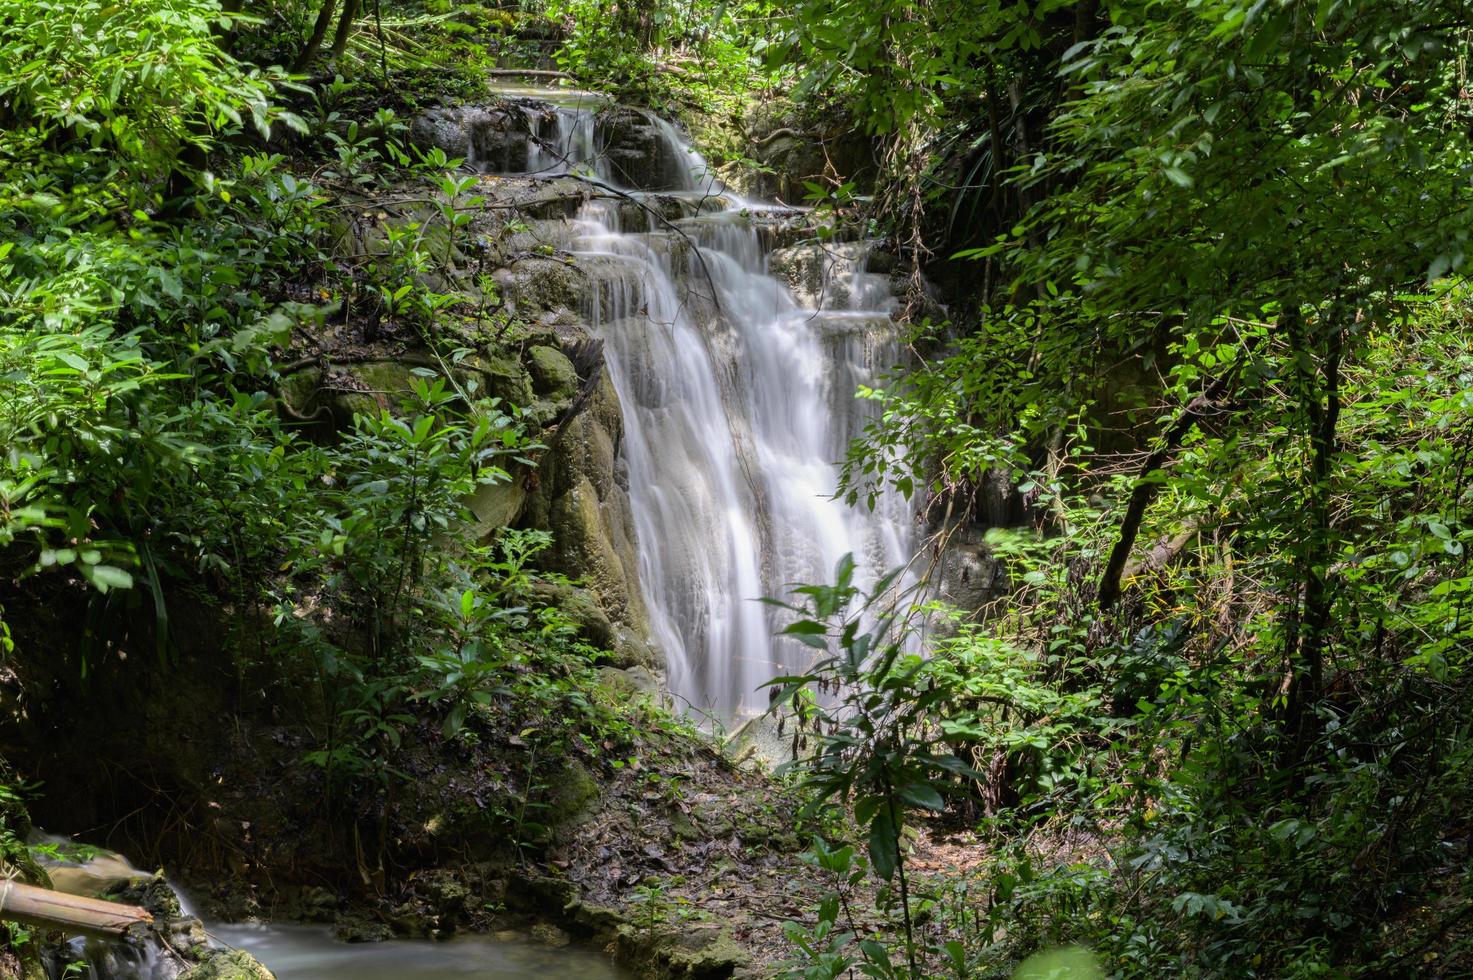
[181,950,276,980]
[547,760,601,826]
[527,345,579,398]
[617,924,750,980]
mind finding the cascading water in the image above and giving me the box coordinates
[489,90,915,720]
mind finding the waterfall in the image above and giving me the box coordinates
[491,89,915,720]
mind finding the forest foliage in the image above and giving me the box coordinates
[3,0,1473,978]
[0,0,665,891]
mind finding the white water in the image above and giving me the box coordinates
[209,924,624,980]
[489,92,916,719]
[30,833,623,980]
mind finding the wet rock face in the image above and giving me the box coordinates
[525,372,660,669]
[767,241,887,310]
[410,104,534,172]
[931,523,1009,624]
[595,107,690,190]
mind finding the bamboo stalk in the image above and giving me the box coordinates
[0,880,152,940]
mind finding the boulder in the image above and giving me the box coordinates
[526,344,579,397]
[465,477,527,540]
[180,950,275,980]
[411,104,535,173]
[596,107,691,190]
[596,664,662,699]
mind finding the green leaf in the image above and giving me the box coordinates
[1163,166,1193,188]
[898,782,944,811]
[81,565,134,593]
[867,811,898,880]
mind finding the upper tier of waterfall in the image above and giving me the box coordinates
[479,87,915,720]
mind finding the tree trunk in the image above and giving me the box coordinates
[295,0,339,71]
[1098,375,1236,609]
[1282,309,1343,769]
[0,882,151,941]
[329,0,360,62]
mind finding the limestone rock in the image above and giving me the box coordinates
[932,523,1009,622]
[498,256,585,312]
[525,370,657,667]
[766,241,882,310]
[549,476,638,617]
[411,104,534,173]
[596,107,690,190]
[180,950,275,980]
[618,924,750,980]
[465,477,527,540]
[529,922,572,947]
[596,664,661,699]
[527,344,579,397]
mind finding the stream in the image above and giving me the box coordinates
[208,924,625,980]
[34,836,627,980]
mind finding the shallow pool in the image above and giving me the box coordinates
[210,923,627,979]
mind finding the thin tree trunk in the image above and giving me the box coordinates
[329,0,360,62]
[1283,312,1342,769]
[1097,375,1235,608]
[295,0,339,71]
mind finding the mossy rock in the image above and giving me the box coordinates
[334,912,394,943]
[466,477,527,539]
[547,477,615,575]
[282,356,538,434]
[499,256,585,312]
[102,872,182,918]
[596,664,661,699]
[181,949,275,980]
[527,344,579,398]
[352,360,418,402]
[278,368,323,416]
[568,899,627,933]
[529,922,572,947]
[663,929,749,980]
[467,352,536,406]
[530,580,615,648]
[546,760,601,826]
[417,869,471,919]
[617,924,749,980]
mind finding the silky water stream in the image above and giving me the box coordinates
[490,86,916,720]
[31,836,625,980]
[205,924,622,980]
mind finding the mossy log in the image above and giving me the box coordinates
[0,881,152,939]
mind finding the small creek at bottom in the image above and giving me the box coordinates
[209,923,628,979]
[34,832,628,980]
